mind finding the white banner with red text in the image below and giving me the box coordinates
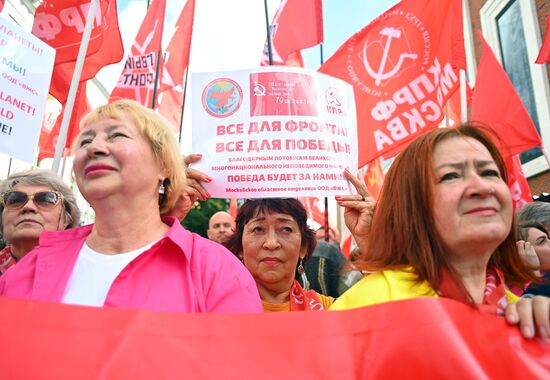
[0,16,55,163]
[192,67,358,198]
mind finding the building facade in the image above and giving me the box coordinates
[466,0,550,194]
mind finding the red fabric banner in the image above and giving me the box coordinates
[536,15,550,64]
[471,32,542,156]
[159,0,195,92]
[110,0,166,108]
[507,155,533,210]
[33,0,123,103]
[0,297,548,378]
[0,0,4,12]
[38,82,90,161]
[261,0,323,66]
[156,87,183,132]
[319,0,465,167]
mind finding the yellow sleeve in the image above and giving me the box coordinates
[330,270,437,311]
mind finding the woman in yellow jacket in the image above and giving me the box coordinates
[332,124,547,339]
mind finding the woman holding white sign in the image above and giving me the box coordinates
[0,99,262,313]
[332,124,550,340]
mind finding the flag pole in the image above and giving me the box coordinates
[460,69,467,123]
[318,44,330,242]
[178,69,189,145]
[51,0,99,174]
[151,51,162,109]
[263,0,274,65]
[6,157,12,177]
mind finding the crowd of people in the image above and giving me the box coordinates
[0,100,549,341]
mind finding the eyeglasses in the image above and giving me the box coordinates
[0,191,63,210]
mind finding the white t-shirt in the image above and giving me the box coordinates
[61,240,159,307]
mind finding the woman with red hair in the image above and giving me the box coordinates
[332,124,549,339]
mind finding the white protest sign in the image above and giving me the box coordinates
[0,16,55,164]
[192,67,358,198]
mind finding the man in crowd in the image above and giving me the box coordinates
[207,211,235,244]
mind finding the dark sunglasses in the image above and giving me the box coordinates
[0,191,63,210]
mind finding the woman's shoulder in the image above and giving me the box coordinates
[330,269,436,311]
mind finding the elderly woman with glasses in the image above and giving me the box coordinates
[0,169,81,274]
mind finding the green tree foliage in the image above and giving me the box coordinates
[182,198,229,238]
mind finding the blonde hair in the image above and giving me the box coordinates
[76,99,184,213]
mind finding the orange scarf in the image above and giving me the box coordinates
[437,266,508,315]
[289,280,325,311]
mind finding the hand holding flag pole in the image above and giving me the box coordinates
[52,0,99,174]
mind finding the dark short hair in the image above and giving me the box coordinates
[224,198,317,277]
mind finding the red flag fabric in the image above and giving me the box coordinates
[471,32,542,156]
[0,297,548,378]
[507,155,533,210]
[319,0,465,167]
[110,0,166,107]
[536,14,550,64]
[229,198,238,220]
[0,1,5,12]
[159,0,195,92]
[33,0,123,104]
[261,0,323,66]
[38,82,90,161]
[156,87,183,133]
[300,197,325,226]
[364,158,384,200]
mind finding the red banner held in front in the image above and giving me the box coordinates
[319,0,465,166]
[0,297,548,378]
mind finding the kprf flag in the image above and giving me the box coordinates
[471,32,542,156]
[261,0,323,66]
[320,0,465,167]
[300,197,325,226]
[536,15,550,64]
[38,82,90,161]
[32,0,123,103]
[110,0,166,108]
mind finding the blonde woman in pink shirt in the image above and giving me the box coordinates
[0,100,262,313]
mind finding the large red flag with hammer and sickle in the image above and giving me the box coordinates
[319,0,465,167]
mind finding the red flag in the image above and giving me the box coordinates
[0,1,5,12]
[110,0,166,108]
[319,0,465,167]
[364,158,384,200]
[300,197,325,226]
[159,0,195,92]
[261,0,323,66]
[33,0,123,103]
[156,87,183,133]
[38,82,90,161]
[229,198,238,220]
[506,155,532,210]
[471,32,542,156]
[536,14,550,64]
